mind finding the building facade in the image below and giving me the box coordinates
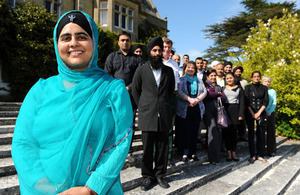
[13,0,167,42]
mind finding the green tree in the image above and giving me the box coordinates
[230,9,300,139]
[0,1,17,85]
[98,28,119,69]
[8,1,58,100]
[138,20,168,43]
[203,0,299,62]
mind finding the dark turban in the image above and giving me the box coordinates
[233,66,244,74]
[132,44,143,52]
[56,11,93,41]
[146,36,163,56]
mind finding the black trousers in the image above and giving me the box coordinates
[141,124,169,179]
[267,112,276,155]
[246,112,266,158]
[223,124,239,151]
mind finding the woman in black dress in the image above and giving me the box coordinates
[245,71,269,163]
[223,72,245,161]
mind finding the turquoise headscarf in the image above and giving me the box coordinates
[12,10,133,194]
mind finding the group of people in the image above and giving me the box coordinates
[129,39,277,190]
[11,11,277,195]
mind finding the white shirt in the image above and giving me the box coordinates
[163,58,180,91]
[197,71,204,81]
[150,66,162,88]
[216,76,225,87]
[150,66,162,117]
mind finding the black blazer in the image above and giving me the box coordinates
[132,62,175,132]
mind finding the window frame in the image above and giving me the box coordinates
[114,4,134,32]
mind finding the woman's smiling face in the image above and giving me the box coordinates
[57,23,93,71]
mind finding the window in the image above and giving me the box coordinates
[101,2,107,9]
[100,11,108,26]
[100,2,108,26]
[128,9,134,32]
[114,4,134,32]
[122,14,126,29]
[122,7,126,14]
[128,17,133,31]
[45,0,61,16]
[7,0,15,8]
[114,4,120,27]
[45,1,51,13]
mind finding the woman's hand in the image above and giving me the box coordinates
[188,98,199,107]
[57,187,91,195]
[253,113,261,120]
[238,116,243,120]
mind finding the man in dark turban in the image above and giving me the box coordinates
[132,36,175,191]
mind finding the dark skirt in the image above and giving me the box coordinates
[204,100,222,163]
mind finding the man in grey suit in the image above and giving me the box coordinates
[132,36,175,191]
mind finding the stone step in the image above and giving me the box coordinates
[0,144,11,158]
[0,107,21,112]
[122,136,286,194]
[0,133,13,145]
[241,151,300,195]
[0,118,17,126]
[0,136,289,194]
[285,171,300,195]
[0,158,16,177]
[0,111,19,118]
[0,125,15,134]
[187,140,300,195]
[0,175,19,195]
[0,103,22,107]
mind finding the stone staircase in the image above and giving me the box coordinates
[0,102,300,195]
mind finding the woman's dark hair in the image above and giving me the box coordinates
[223,61,233,67]
[182,61,197,76]
[206,69,217,77]
[225,72,235,78]
[251,71,261,78]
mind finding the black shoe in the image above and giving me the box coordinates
[233,158,240,162]
[268,153,276,157]
[182,156,188,163]
[249,157,255,163]
[226,158,232,162]
[191,155,199,161]
[140,178,152,191]
[157,178,170,189]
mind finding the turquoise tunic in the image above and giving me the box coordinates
[265,88,276,114]
[11,11,133,195]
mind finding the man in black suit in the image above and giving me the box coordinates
[132,36,175,191]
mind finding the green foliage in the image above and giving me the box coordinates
[138,20,168,43]
[2,1,58,100]
[98,28,119,69]
[203,0,299,61]
[231,10,300,139]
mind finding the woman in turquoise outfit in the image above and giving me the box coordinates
[262,75,277,157]
[11,11,133,195]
